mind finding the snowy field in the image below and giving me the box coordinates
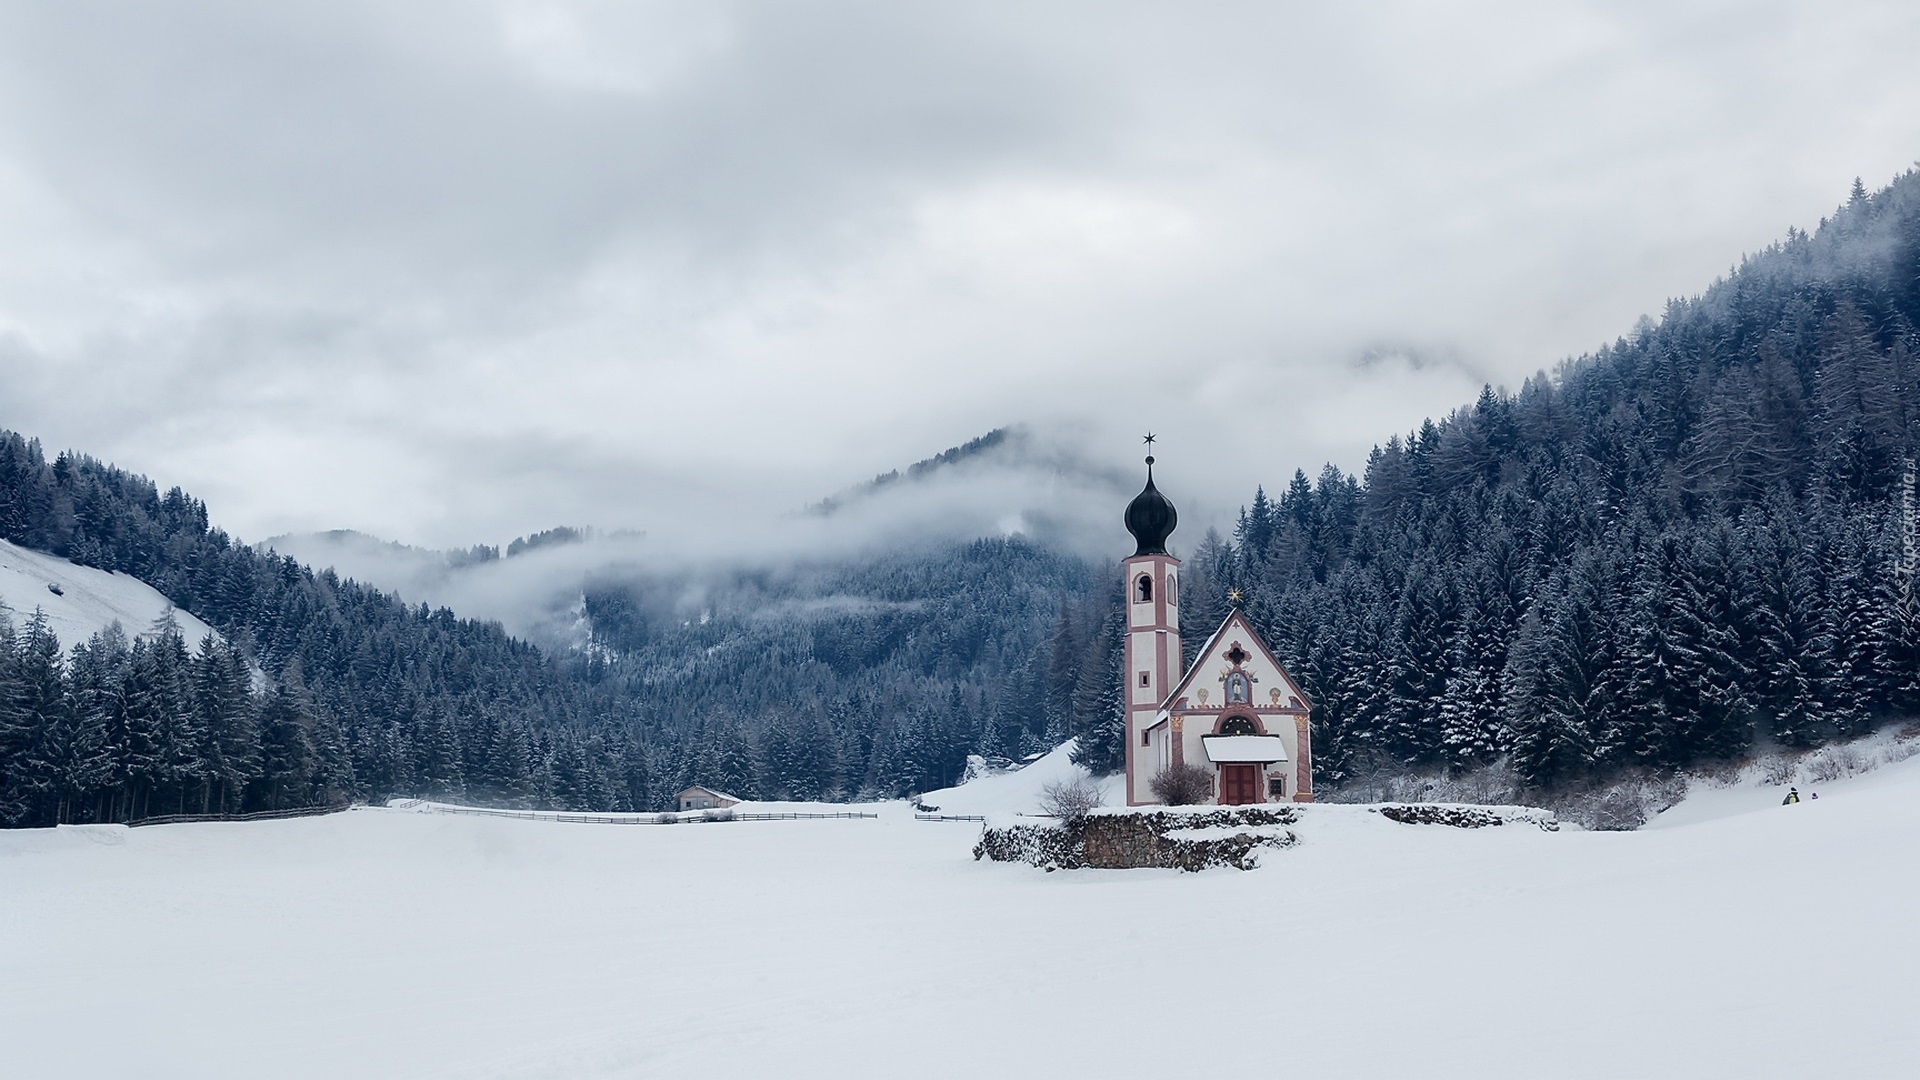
[0,537,220,648]
[5,745,1919,1079]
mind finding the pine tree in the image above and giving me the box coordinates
[1070,604,1127,776]
[256,684,315,810]
[192,635,260,813]
[11,610,70,824]
[1670,523,1757,761]
[142,630,204,815]
[771,709,843,801]
[1745,507,1833,747]
[1821,513,1888,737]
[66,623,132,822]
[1380,559,1456,766]
[0,616,34,823]
[479,715,536,807]
[1606,550,1693,769]
[694,711,756,798]
[411,700,464,801]
[1236,487,1277,562]
[306,705,354,807]
[1436,586,1511,770]
[1502,563,1610,789]
[1042,600,1079,743]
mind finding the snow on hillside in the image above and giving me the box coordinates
[911,739,1120,817]
[6,742,1920,1078]
[0,538,220,649]
[385,741,1110,823]
[1646,726,1920,830]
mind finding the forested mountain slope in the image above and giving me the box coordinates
[6,171,1919,826]
[0,441,634,824]
[0,431,1116,825]
[1196,171,1920,791]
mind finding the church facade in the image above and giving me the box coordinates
[1120,451,1314,806]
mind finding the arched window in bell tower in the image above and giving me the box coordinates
[1166,574,1178,606]
[1135,573,1153,603]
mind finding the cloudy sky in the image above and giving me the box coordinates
[2,0,1918,557]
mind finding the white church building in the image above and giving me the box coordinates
[1120,448,1315,806]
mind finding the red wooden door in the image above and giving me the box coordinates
[1220,764,1258,805]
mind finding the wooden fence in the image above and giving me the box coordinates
[417,805,878,825]
[121,802,879,828]
[126,804,349,828]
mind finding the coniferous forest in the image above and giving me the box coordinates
[1190,171,1920,792]
[5,170,1920,825]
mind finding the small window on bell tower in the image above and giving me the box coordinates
[1135,574,1153,603]
[1166,575,1177,605]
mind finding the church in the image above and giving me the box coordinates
[1121,446,1314,806]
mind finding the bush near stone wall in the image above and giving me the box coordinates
[974,807,1299,872]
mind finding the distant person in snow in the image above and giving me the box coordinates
[1782,787,1800,805]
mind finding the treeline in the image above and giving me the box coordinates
[0,613,347,823]
[1205,171,1920,791]
[580,537,1122,798]
[0,430,671,824]
[0,606,675,824]
[0,424,1121,822]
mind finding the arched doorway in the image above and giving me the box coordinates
[1213,713,1265,804]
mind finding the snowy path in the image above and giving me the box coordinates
[4,755,1919,1078]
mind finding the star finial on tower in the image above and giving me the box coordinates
[1142,432,1157,468]
[1226,587,1245,607]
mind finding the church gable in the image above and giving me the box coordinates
[1166,610,1310,716]
[1135,606,1315,806]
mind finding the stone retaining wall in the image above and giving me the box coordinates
[974,806,1299,872]
[1374,803,1560,830]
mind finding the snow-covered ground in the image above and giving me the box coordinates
[913,744,1123,817]
[0,537,220,648]
[1645,726,1920,830]
[5,743,1919,1079]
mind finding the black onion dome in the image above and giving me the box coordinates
[1125,458,1177,556]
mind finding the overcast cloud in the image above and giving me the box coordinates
[2,0,1918,558]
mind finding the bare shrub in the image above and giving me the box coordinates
[1320,757,1525,806]
[1150,763,1215,806]
[1039,776,1104,822]
[1551,772,1688,831]
[1579,789,1657,832]
[1884,734,1920,765]
[1760,755,1802,786]
[1807,744,1868,783]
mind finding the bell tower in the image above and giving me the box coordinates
[1121,436,1181,805]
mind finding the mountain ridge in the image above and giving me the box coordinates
[6,170,1920,826]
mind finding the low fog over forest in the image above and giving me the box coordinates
[5,172,1920,826]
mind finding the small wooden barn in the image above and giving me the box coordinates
[675,786,742,812]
